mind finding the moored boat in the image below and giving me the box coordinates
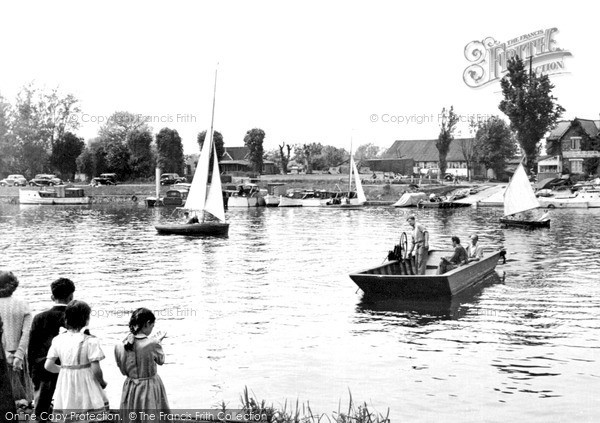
[538,189,600,208]
[19,186,91,205]
[349,249,503,298]
[393,192,427,207]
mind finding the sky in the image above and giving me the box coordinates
[1,0,598,155]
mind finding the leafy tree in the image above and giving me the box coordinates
[99,111,150,145]
[474,116,517,179]
[354,143,380,162]
[7,83,81,177]
[278,142,292,174]
[76,148,95,180]
[155,128,185,173]
[264,149,282,174]
[436,106,459,179]
[197,130,225,159]
[244,128,266,174]
[50,132,85,180]
[499,56,565,170]
[0,93,16,175]
[105,141,131,177]
[293,143,323,174]
[321,145,347,169]
[127,130,155,178]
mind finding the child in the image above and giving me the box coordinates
[44,300,108,415]
[114,308,169,421]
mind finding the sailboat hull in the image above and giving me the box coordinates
[155,222,229,236]
[499,218,550,228]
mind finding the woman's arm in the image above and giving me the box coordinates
[91,361,107,389]
[44,357,61,374]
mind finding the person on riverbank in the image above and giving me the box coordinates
[465,234,484,263]
[407,215,429,275]
[438,236,468,274]
[0,271,34,410]
[44,300,109,417]
[114,308,170,423]
[28,278,75,421]
[0,315,17,417]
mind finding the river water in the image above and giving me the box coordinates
[0,203,599,421]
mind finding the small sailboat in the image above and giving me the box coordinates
[325,154,367,207]
[154,70,229,236]
[499,162,550,228]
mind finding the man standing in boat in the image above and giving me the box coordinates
[407,215,429,275]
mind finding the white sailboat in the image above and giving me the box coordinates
[154,70,229,236]
[499,162,550,228]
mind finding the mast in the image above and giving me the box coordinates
[203,66,218,222]
[347,137,353,196]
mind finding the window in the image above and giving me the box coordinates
[570,137,581,150]
[570,159,583,173]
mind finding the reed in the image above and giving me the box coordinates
[239,387,390,423]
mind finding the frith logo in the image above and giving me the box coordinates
[463,28,572,88]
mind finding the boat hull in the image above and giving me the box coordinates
[155,222,229,236]
[19,189,91,205]
[499,218,550,228]
[418,201,471,209]
[349,251,502,298]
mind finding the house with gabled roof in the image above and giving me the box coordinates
[543,118,600,177]
[220,146,277,175]
[382,138,485,177]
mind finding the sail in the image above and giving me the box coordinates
[352,156,367,204]
[183,129,212,211]
[204,143,226,221]
[503,162,540,216]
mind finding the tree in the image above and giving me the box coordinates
[105,141,131,177]
[197,130,225,159]
[321,145,347,169]
[293,143,323,174]
[50,132,84,180]
[244,128,265,174]
[127,130,155,178]
[155,128,185,173]
[354,143,380,162]
[436,106,459,179]
[499,56,565,170]
[98,111,150,145]
[0,93,16,175]
[278,142,292,175]
[474,116,517,179]
[76,148,95,180]
[7,83,81,177]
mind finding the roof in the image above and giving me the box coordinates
[547,118,599,140]
[383,138,475,162]
[222,146,249,161]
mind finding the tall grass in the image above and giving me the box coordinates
[240,387,390,423]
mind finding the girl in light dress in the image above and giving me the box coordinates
[114,308,169,423]
[44,300,108,416]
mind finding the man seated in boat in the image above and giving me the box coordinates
[406,215,429,275]
[437,236,468,274]
[465,234,484,263]
[538,209,550,221]
[183,211,199,224]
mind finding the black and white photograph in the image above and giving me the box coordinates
[0,1,599,422]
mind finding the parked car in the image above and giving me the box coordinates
[0,174,28,186]
[29,174,63,186]
[160,173,186,185]
[91,173,117,186]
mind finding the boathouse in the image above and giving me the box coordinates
[382,138,486,178]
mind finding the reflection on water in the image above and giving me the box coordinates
[0,203,599,420]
